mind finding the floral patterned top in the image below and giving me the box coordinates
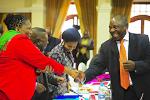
[48,43,74,97]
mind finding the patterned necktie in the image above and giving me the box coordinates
[120,39,130,89]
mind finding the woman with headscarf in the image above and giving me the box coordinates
[0,14,78,100]
[47,28,81,98]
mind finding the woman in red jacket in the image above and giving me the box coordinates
[0,14,78,100]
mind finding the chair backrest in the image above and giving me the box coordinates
[130,15,150,34]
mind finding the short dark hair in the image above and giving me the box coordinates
[31,27,46,40]
[4,14,28,30]
[62,28,81,42]
[112,15,128,28]
[32,27,46,33]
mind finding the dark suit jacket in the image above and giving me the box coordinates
[44,36,61,56]
[85,33,150,100]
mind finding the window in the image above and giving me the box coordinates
[128,3,150,39]
[61,2,80,33]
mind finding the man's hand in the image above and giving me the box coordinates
[64,67,79,79]
[69,69,79,79]
[36,82,46,94]
[74,70,85,83]
[123,60,135,71]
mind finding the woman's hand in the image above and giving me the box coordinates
[69,69,79,79]
[56,76,65,83]
[64,67,79,79]
[41,65,53,74]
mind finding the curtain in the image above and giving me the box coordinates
[46,0,70,38]
[75,0,98,55]
[0,14,8,34]
[111,0,134,22]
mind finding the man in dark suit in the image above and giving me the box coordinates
[77,15,150,100]
[30,27,49,100]
[31,27,63,100]
[44,28,61,56]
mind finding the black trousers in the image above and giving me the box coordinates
[143,92,149,100]
[124,86,139,100]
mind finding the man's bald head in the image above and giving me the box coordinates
[31,27,48,51]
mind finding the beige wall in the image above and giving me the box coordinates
[31,0,46,28]
[96,0,111,53]
[0,0,45,28]
[0,0,111,52]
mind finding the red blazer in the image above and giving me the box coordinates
[0,34,64,100]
